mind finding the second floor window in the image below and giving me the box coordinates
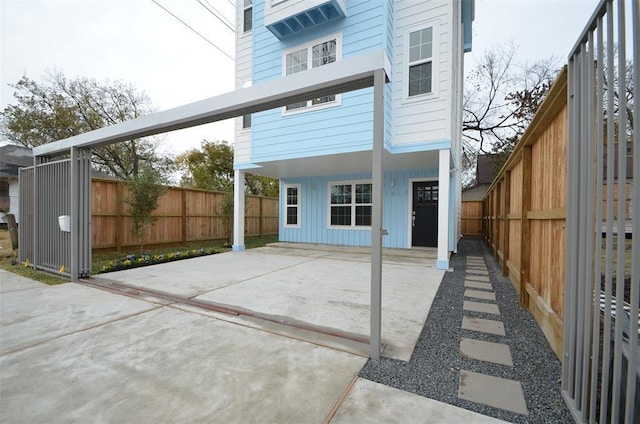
[283,34,341,112]
[408,27,433,97]
[243,0,252,33]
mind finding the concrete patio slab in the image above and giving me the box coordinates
[103,250,313,298]
[196,257,444,361]
[458,370,528,415]
[0,282,159,355]
[105,245,443,362]
[0,269,47,293]
[331,378,509,423]
[464,301,501,315]
[0,304,366,423]
[460,338,513,366]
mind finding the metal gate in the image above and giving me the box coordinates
[564,0,638,422]
[19,149,92,278]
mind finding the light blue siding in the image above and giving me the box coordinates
[251,0,391,163]
[279,168,438,249]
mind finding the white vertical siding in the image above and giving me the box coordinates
[234,0,253,165]
[392,0,453,146]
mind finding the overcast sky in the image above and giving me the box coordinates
[1,0,601,156]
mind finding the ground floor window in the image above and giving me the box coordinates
[328,181,372,228]
[285,184,300,227]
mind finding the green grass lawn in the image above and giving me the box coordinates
[1,230,279,285]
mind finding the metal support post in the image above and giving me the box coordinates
[370,68,385,360]
[233,169,245,251]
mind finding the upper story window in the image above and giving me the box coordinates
[243,0,253,33]
[283,33,342,113]
[242,114,251,129]
[328,181,372,228]
[408,28,433,96]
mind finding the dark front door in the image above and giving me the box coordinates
[412,181,438,247]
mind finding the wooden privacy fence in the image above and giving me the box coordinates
[92,178,279,252]
[461,201,483,236]
[482,68,569,358]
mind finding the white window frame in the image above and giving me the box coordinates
[281,32,343,115]
[241,114,251,131]
[327,180,372,230]
[243,0,253,33]
[284,183,301,228]
[402,21,439,102]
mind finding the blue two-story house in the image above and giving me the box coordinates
[233,0,474,270]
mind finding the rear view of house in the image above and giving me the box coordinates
[233,0,474,269]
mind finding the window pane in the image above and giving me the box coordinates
[242,114,251,129]
[286,206,298,225]
[312,40,336,68]
[409,28,432,62]
[355,184,372,204]
[331,206,351,226]
[355,206,372,226]
[409,62,432,96]
[286,49,307,76]
[330,185,351,204]
[243,7,252,32]
[286,187,298,205]
[311,95,336,105]
[286,102,307,111]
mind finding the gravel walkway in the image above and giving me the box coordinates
[359,237,573,423]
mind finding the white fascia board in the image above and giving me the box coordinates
[34,50,390,157]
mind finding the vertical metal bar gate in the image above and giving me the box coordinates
[18,151,92,279]
[564,0,638,422]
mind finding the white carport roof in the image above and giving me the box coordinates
[33,50,390,157]
[30,49,391,361]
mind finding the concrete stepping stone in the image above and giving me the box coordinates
[464,281,493,290]
[465,275,490,283]
[460,338,513,366]
[465,289,496,301]
[462,316,506,336]
[464,301,500,315]
[467,270,489,276]
[458,370,528,415]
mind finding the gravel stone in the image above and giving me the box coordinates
[359,238,573,423]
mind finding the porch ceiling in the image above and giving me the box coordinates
[247,148,441,179]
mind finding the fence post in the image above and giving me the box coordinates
[115,180,122,252]
[503,171,511,277]
[495,181,501,261]
[520,146,532,307]
[259,196,263,236]
[181,188,187,244]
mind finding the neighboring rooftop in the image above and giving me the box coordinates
[0,144,33,179]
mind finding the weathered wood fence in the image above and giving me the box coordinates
[461,201,483,236]
[482,68,569,358]
[92,178,279,252]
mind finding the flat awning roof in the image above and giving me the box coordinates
[33,49,390,158]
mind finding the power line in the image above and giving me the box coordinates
[152,0,234,62]
[197,0,235,33]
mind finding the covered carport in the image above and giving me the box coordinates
[21,49,392,359]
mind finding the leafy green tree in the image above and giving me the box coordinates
[0,71,173,179]
[177,140,279,196]
[123,164,168,253]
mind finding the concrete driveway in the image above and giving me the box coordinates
[1,247,509,423]
[100,243,445,361]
